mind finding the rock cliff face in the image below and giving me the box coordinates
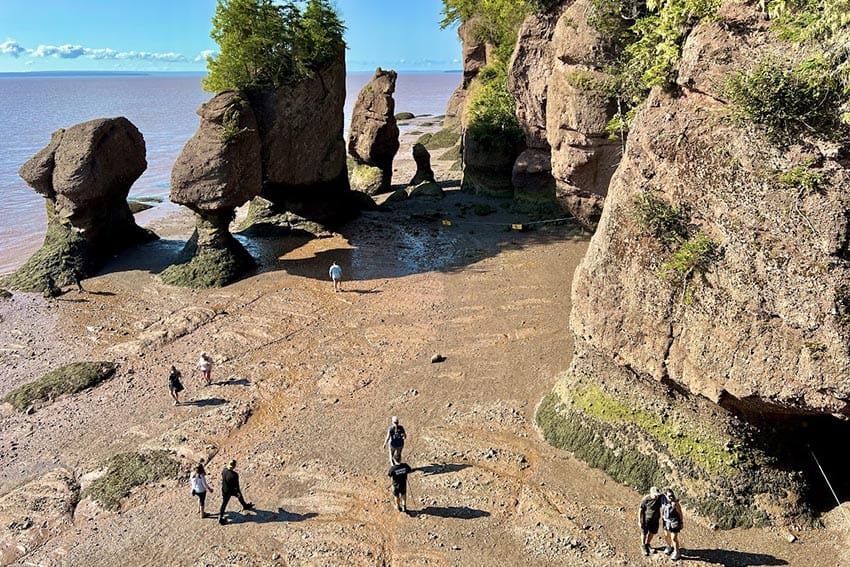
[163,91,262,288]
[539,2,850,527]
[4,117,156,292]
[507,0,619,225]
[348,68,400,193]
[243,46,361,232]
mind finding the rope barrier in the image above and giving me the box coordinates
[810,448,850,529]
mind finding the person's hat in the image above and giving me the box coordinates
[391,416,399,424]
[650,486,661,497]
[228,459,237,468]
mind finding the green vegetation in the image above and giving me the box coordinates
[395,112,415,121]
[1,216,88,292]
[220,97,251,144]
[537,392,666,491]
[204,0,345,92]
[777,163,825,196]
[4,362,117,411]
[84,451,181,510]
[467,66,525,146]
[658,231,721,301]
[724,57,846,141]
[632,191,688,250]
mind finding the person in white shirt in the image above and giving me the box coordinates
[190,461,213,518]
[196,352,213,386]
[329,262,342,292]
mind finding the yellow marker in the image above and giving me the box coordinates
[441,219,452,226]
[511,223,524,231]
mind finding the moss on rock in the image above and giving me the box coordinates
[423,127,461,150]
[349,163,384,195]
[159,228,256,289]
[84,450,181,510]
[4,361,117,411]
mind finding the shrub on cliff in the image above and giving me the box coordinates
[203,0,345,92]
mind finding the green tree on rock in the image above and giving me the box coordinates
[203,0,345,93]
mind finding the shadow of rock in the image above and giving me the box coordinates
[413,505,490,519]
[416,463,471,476]
[682,548,788,566]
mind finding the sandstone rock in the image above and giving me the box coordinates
[164,91,262,288]
[409,181,445,200]
[383,188,409,204]
[348,68,400,192]
[410,143,436,186]
[4,117,157,292]
[462,132,518,198]
[395,112,415,121]
[546,1,850,526]
[512,149,555,203]
[349,163,384,196]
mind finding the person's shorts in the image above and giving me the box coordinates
[642,516,660,535]
[665,523,681,534]
[392,484,407,497]
[192,489,207,505]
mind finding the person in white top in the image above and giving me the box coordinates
[196,352,213,386]
[190,460,213,518]
[329,262,342,292]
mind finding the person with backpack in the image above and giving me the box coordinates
[190,460,213,518]
[662,488,683,561]
[382,416,406,465]
[388,460,413,513]
[638,486,664,555]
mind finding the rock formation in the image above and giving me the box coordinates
[162,91,262,288]
[243,45,363,233]
[3,117,156,292]
[539,1,850,527]
[444,19,493,131]
[348,67,400,193]
[507,0,619,226]
[409,143,435,186]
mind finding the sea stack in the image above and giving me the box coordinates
[162,91,262,288]
[4,117,156,292]
[348,67,400,194]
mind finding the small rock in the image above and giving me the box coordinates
[451,545,460,551]
[431,354,446,363]
[272,552,281,560]
[786,532,797,543]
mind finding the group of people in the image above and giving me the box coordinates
[167,353,215,405]
[189,458,254,524]
[639,486,684,561]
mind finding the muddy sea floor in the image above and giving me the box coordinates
[1,118,848,566]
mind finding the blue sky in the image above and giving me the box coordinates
[0,0,461,73]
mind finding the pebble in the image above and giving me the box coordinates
[431,354,446,363]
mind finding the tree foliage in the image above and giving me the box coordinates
[203,0,345,92]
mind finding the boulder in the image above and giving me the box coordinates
[163,91,262,288]
[408,181,445,200]
[410,143,436,186]
[512,149,555,203]
[3,117,156,292]
[349,163,384,195]
[244,45,358,232]
[544,1,850,526]
[348,67,400,191]
[461,130,519,198]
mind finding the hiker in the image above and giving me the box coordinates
[196,352,213,386]
[329,261,342,292]
[168,366,184,406]
[72,268,85,293]
[218,459,254,524]
[388,460,413,513]
[662,488,683,561]
[382,416,407,465]
[638,486,664,555]
[190,460,213,518]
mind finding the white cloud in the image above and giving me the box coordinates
[2,38,190,63]
[0,39,27,57]
[195,49,217,62]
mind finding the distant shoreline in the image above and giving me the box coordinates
[0,69,462,78]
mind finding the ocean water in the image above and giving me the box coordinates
[0,71,460,274]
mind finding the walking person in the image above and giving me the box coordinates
[168,365,184,406]
[388,460,413,512]
[662,488,684,561]
[190,460,213,518]
[218,459,254,524]
[329,261,342,292]
[196,352,213,386]
[382,416,406,465]
[638,486,664,555]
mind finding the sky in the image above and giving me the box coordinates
[0,0,462,73]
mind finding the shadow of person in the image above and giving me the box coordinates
[223,507,318,524]
[411,506,490,519]
[682,548,788,566]
[86,290,117,296]
[347,288,382,295]
[416,463,471,476]
[219,377,250,387]
[186,397,228,407]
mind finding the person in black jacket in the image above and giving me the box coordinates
[218,459,253,524]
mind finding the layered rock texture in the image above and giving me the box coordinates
[507,0,619,226]
[243,46,360,233]
[539,2,850,527]
[348,68,400,193]
[163,91,262,288]
[4,117,156,292]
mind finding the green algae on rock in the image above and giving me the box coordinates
[84,450,181,510]
[4,361,117,411]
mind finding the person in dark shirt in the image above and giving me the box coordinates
[638,486,664,555]
[388,461,413,512]
[219,459,253,524]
